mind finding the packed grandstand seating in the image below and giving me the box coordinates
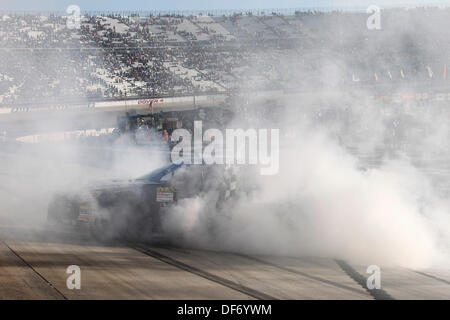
[2,7,450,105]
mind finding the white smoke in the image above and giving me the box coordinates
[162,18,450,268]
[2,9,450,270]
[163,110,450,268]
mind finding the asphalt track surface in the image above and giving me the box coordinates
[0,225,449,300]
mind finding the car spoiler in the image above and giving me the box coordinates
[136,161,183,182]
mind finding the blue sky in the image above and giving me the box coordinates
[2,0,450,12]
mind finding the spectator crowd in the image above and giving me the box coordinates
[2,7,450,106]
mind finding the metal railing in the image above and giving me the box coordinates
[3,3,450,17]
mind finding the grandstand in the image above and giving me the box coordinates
[2,7,450,107]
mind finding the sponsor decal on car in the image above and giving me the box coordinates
[156,186,174,202]
[77,205,91,221]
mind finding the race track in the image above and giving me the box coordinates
[0,225,448,300]
[0,147,449,300]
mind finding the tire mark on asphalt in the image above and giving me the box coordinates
[411,270,450,285]
[335,259,394,300]
[3,241,68,300]
[132,245,277,300]
[236,253,370,296]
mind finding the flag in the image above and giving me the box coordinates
[443,64,447,80]
[149,99,153,111]
[400,69,405,78]
[427,66,433,78]
[374,72,379,82]
[387,70,393,80]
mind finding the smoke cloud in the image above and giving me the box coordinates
[162,10,450,268]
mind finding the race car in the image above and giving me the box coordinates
[47,162,183,239]
[47,160,243,240]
